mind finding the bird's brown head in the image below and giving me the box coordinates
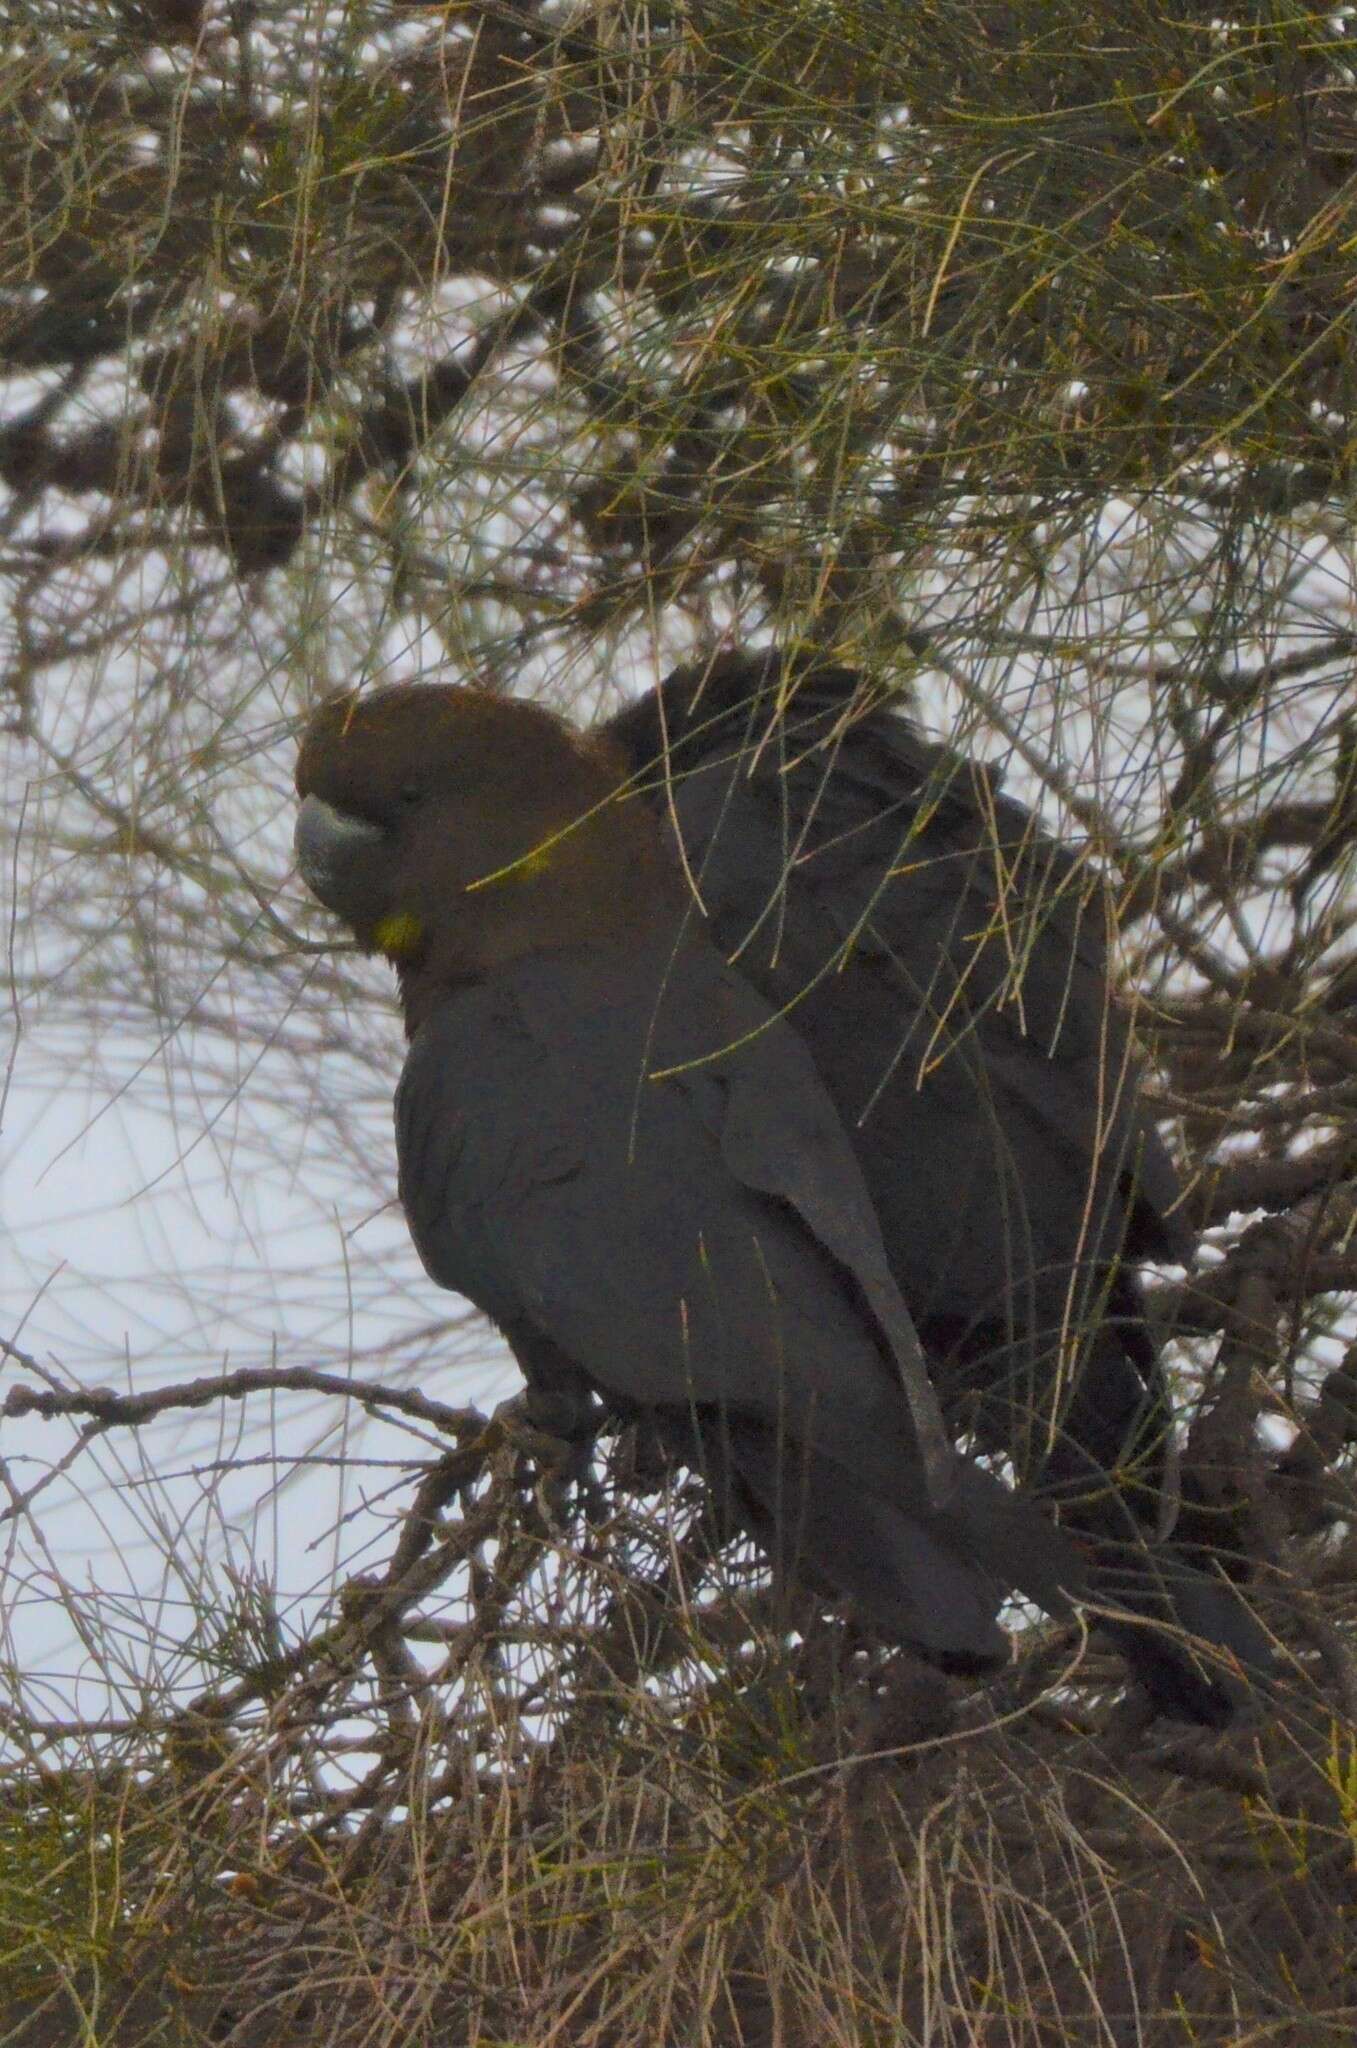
[295,684,685,1023]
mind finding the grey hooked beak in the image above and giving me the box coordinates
[294,794,388,922]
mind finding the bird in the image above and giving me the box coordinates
[602,650,1188,1490]
[601,649,1276,1720]
[294,656,1272,1721]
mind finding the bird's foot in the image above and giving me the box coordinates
[491,1390,600,1520]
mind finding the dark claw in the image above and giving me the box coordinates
[492,1390,599,1488]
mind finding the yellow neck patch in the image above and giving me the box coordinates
[374,910,424,959]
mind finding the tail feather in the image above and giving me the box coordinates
[1008,1326,1276,1724]
[1088,1544,1275,1726]
[726,1425,1012,1671]
[675,1408,1274,1722]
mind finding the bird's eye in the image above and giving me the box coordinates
[398,783,424,807]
